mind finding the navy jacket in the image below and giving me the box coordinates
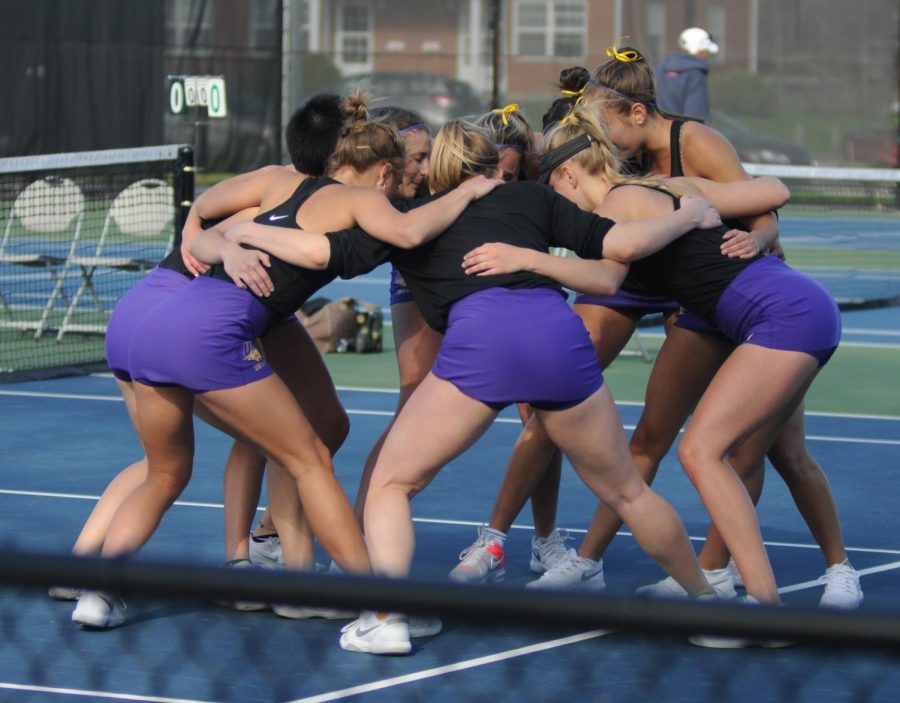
[654,51,712,124]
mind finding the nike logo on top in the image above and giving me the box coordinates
[269,214,289,221]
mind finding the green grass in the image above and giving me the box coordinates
[784,248,900,270]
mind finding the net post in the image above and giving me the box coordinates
[174,145,194,251]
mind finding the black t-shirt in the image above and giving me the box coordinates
[624,185,761,320]
[330,181,613,332]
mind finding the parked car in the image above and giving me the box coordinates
[843,128,898,168]
[310,71,488,133]
[710,110,815,165]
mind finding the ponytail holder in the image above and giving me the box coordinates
[606,37,642,63]
[492,103,520,126]
[560,87,585,98]
[559,96,585,126]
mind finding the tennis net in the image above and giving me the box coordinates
[0,145,193,381]
[746,163,900,308]
[2,550,899,702]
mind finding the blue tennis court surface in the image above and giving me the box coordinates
[1,350,899,701]
[1,210,899,701]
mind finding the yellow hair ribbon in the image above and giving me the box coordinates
[605,37,642,63]
[492,103,520,126]
[560,87,584,98]
[559,96,585,126]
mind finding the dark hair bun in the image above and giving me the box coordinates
[558,66,591,93]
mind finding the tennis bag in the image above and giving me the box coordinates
[296,297,384,353]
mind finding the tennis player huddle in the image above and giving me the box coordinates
[57,43,861,654]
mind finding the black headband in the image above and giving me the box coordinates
[537,133,594,183]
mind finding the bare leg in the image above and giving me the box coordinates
[221,440,266,561]
[484,305,639,536]
[68,379,148,555]
[538,385,709,596]
[101,383,195,558]
[354,301,442,527]
[578,326,732,560]
[365,373,498,577]
[698,400,850,571]
[71,459,146,556]
[678,345,819,603]
[261,320,351,565]
[767,403,849,567]
[265,462,315,570]
[199,375,369,574]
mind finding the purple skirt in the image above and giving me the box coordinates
[128,276,275,393]
[714,255,841,366]
[389,265,414,306]
[105,267,191,381]
[432,287,603,410]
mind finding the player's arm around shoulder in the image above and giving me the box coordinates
[678,121,749,182]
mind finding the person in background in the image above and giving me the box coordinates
[655,27,719,124]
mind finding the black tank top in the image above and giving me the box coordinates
[619,183,761,320]
[208,176,354,317]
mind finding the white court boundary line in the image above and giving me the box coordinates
[3,493,900,702]
[285,630,611,703]
[2,388,900,444]
[5,384,900,422]
[3,487,900,561]
[0,682,214,703]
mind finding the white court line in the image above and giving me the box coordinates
[288,559,900,703]
[285,630,611,703]
[3,390,899,444]
[778,559,900,595]
[843,327,900,338]
[5,488,900,561]
[3,387,900,431]
[7,390,900,444]
[0,682,213,703]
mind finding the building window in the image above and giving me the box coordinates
[336,1,372,72]
[515,1,586,59]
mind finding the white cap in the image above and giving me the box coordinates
[678,27,719,56]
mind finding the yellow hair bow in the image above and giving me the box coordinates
[492,103,520,126]
[560,87,584,98]
[559,96,585,126]
[606,37,642,63]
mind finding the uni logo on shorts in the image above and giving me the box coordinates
[242,341,265,371]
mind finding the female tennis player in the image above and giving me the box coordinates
[459,46,860,612]
[61,94,349,610]
[461,106,837,627]
[227,119,793,654]
[70,94,500,629]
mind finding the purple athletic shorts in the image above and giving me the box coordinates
[432,287,603,410]
[389,265,414,306]
[714,255,841,366]
[574,290,679,315]
[674,308,727,337]
[105,267,191,382]
[129,276,275,393]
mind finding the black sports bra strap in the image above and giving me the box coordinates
[609,182,681,209]
[669,121,686,177]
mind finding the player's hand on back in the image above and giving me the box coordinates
[679,194,722,230]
